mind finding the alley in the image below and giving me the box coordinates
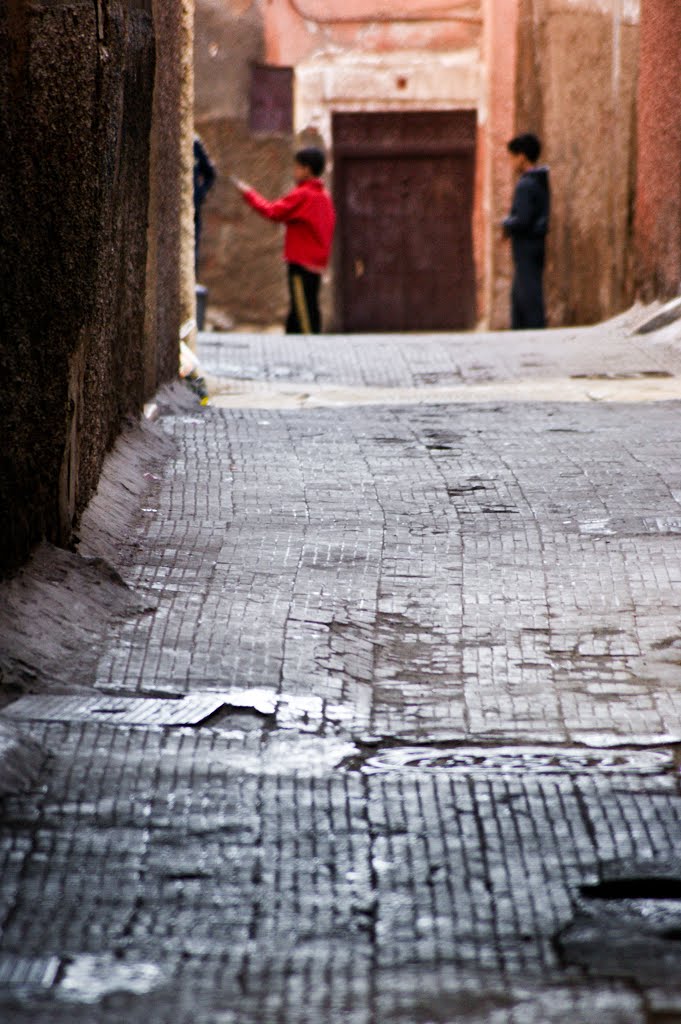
[2,325,681,1021]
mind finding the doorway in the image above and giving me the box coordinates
[333,111,477,332]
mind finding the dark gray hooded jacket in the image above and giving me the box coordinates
[503,167,550,252]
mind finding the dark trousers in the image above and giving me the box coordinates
[286,264,321,334]
[511,239,546,329]
[194,210,202,278]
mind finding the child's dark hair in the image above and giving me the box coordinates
[295,147,326,177]
[507,133,542,163]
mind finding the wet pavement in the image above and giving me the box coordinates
[3,326,681,1021]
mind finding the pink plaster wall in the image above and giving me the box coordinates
[264,0,482,65]
[512,0,640,326]
[483,0,520,328]
[635,0,681,299]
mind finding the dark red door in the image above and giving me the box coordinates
[334,112,477,332]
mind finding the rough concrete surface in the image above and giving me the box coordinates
[0,1,158,575]
[2,319,681,1020]
[0,417,172,705]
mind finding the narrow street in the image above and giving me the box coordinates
[2,324,681,1022]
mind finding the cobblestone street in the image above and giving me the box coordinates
[3,327,681,1022]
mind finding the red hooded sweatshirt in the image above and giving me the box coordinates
[243,178,336,273]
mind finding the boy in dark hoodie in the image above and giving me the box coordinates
[503,134,550,329]
[233,148,336,335]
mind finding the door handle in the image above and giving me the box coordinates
[354,258,365,279]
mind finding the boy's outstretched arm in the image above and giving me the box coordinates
[232,177,304,223]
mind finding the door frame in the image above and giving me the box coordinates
[332,110,478,333]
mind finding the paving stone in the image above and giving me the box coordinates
[92,394,681,749]
[3,332,681,1021]
[0,953,60,990]
[1,717,678,1020]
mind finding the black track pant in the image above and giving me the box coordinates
[511,239,546,330]
[194,210,202,277]
[286,263,322,335]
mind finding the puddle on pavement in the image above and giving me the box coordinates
[208,688,325,733]
[354,745,674,776]
[211,731,358,776]
[57,955,165,1004]
[217,688,278,716]
[581,878,681,901]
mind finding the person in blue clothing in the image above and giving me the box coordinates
[193,135,216,277]
[503,133,550,329]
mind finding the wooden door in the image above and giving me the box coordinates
[334,112,477,332]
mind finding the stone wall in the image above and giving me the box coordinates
[515,0,640,325]
[146,0,196,381]
[0,0,189,576]
[635,0,681,300]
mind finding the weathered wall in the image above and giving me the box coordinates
[635,0,681,300]
[482,0,520,329]
[197,117,293,323]
[195,0,262,123]
[178,2,198,350]
[264,0,482,67]
[194,0,293,323]
[0,0,186,577]
[515,0,640,326]
[146,0,196,380]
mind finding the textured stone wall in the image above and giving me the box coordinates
[146,0,196,379]
[194,0,293,325]
[0,0,185,576]
[635,0,681,300]
[515,0,640,326]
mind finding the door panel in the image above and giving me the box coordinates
[341,158,405,332]
[335,112,476,333]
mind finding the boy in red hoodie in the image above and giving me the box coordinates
[233,148,336,335]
